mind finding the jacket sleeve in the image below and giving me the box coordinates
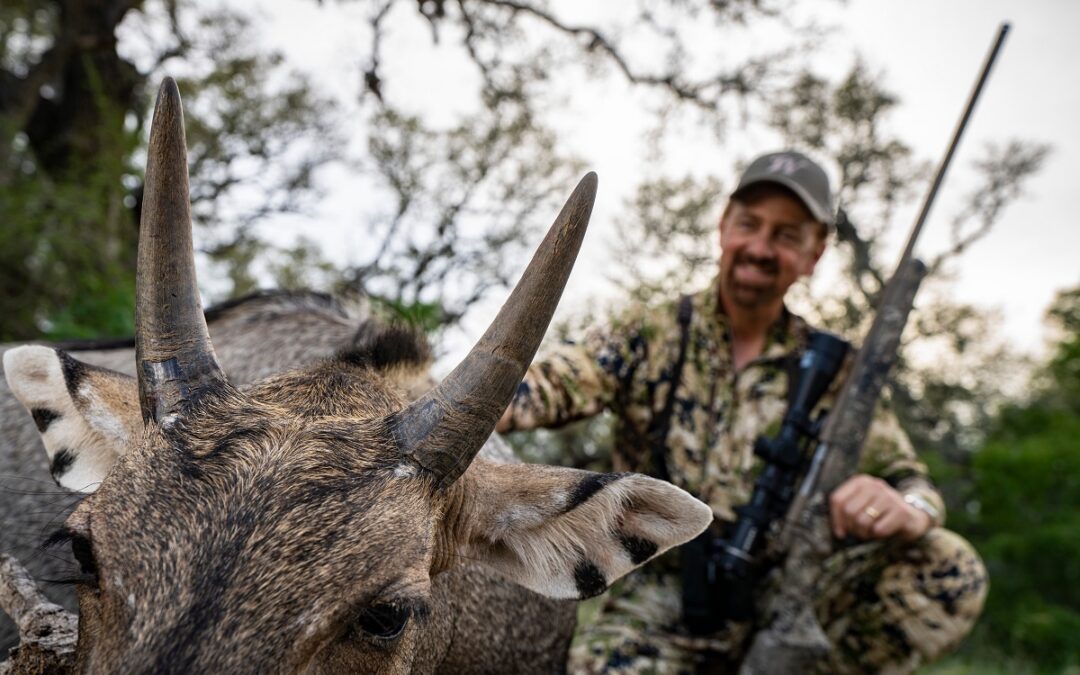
[858,408,948,526]
[500,317,647,432]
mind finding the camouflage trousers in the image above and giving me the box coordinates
[568,529,988,675]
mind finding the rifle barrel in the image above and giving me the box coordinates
[897,22,1010,271]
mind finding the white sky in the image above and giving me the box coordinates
[216,0,1078,368]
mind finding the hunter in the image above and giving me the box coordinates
[497,151,988,674]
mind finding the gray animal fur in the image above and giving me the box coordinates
[0,291,574,664]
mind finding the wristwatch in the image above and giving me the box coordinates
[902,492,941,525]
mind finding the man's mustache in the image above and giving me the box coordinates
[733,253,778,275]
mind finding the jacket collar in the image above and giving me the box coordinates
[695,276,811,363]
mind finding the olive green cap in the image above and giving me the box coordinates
[732,150,835,227]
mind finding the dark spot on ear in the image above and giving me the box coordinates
[50,448,75,480]
[31,408,60,433]
[338,323,432,371]
[573,560,608,599]
[564,472,626,513]
[618,534,658,565]
[57,351,87,399]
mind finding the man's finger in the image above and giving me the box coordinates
[830,475,864,505]
[830,475,871,538]
[835,486,873,539]
[870,507,905,539]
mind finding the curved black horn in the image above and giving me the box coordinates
[135,78,226,424]
[390,173,597,488]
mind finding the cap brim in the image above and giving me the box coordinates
[732,177,834,227]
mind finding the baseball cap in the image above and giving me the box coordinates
[731,150,835,227]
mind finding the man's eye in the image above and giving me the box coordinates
[351,603,411,642]
[778,229,803,245]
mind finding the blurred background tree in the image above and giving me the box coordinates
[0,0,334,340]
[1,0,815,341]
[939,285,1080,672]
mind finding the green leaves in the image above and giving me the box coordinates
[957,285,1080,669]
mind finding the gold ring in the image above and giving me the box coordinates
[864,506,882,520]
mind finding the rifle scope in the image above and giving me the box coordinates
[683,330,850,632]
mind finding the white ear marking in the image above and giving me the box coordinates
[4,346,133,493]
[4,346,66,400]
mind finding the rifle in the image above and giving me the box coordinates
[737,23,1011,674]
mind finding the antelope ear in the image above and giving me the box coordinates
[3,346,140,493]
[449,460,713,600]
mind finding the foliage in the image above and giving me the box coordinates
[2,0,825,342]
[0,0,336,340]
[610,174,724,303]
[946,285,1080,670]
[354,0,815,133]
[0,76,140,340]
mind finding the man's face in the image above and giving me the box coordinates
[718,187,826,312]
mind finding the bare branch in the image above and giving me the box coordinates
[464,0,789,113]
[928,140,1052,273]
[362,0,395,103]
[149,0,194,69]
[833,208,884,300]
[0,554,77,673]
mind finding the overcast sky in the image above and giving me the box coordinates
[217,0,1078,366]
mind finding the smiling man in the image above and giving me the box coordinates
[497,151,988,674]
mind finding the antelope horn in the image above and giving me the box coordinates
[390,172,597,488]
[135,77,226,424]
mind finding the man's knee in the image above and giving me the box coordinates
[816,528,988,674]
[880,527,989,660]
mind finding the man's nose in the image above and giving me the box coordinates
[744,228,776,259]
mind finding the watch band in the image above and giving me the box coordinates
[903,492,941,525]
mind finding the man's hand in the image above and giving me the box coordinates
[829,474,932,542]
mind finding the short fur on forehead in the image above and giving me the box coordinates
[246,357,408,421]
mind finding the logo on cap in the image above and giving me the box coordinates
[766,154,810,176]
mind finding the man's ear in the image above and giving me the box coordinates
[445,460,713,600]
[3,346,140,492]
[801,228,827,277]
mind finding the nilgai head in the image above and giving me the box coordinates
[4,79,711,674]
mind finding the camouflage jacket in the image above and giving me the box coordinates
[505,280,945,526]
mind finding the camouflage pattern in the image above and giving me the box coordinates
[504,279,988,673]
[567,528,986,674]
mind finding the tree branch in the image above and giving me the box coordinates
[0,554,77,673]
[927,140,1051,274]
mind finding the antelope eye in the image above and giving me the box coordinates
[352,602,410,642]
[70,534,98,578]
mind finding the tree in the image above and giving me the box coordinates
[949,285,1080,670]
[0,0,335,340]
[336,94,584,331]
[3,0,823,342]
